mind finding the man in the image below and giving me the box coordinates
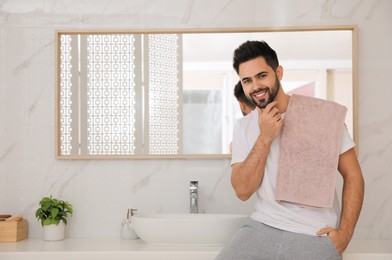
[234,80,256,116]
[216,41,364,260]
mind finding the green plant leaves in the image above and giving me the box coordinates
[35,195,73,226]
[51,207,59,218]
[43,218,52,225]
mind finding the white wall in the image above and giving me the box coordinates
[0,0,391,240]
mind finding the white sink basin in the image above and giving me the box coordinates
[132,213,247,246]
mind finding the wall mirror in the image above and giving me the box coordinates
[55,26,357,159]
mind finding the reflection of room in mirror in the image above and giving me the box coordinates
[182,30,353,155]
[56,28,356,158]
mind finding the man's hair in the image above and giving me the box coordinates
[233,40,279,74]
[234,81,255,108]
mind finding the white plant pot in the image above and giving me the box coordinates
[44,222,65,241]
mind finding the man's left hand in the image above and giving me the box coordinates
[317,228,351,256]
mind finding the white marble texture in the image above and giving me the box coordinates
[0,0,391,240]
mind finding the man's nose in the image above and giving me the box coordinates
[252,78,261,90]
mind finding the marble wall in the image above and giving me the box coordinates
[0,0,391,239]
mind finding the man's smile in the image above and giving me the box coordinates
[251,89,268,101]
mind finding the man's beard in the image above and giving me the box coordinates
[249,76,280,109]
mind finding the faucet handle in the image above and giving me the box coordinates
[190,180,198,187]
[127,208,137,219]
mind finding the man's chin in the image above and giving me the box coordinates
[254,100,269,109]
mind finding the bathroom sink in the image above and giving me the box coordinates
[132,213,247,246]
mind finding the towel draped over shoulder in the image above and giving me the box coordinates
[275,94,347,208]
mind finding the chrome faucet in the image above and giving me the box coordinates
[190,180,198,214]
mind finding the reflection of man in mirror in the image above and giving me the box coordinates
[216,40,364,260]
[229,81,256,153]
[234,80,255,116]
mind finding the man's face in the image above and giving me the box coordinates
[239,57,281,109]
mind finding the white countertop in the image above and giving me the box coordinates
[0,238,221,260]
[0,238,391,260]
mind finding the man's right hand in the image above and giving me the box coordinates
[258,101,283,143]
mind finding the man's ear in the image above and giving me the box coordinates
[240,102,247,112]
[276,65,283,81]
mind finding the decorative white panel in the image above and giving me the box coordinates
[146,34,182,154]
[59,35,73,155]
[58,33,182,156]
[86,34,137,155]
[59,34,138,156]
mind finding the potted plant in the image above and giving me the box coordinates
[35,195,73,241]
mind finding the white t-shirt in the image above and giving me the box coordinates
[231,109,355,236]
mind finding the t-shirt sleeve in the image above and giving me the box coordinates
[231,120,250,166]
[340,124,355,154]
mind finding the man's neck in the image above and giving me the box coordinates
[274,90,290,113]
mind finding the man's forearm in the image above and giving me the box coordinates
[337,148,365,245]
[231,135,272,201]
[338,170,365,240]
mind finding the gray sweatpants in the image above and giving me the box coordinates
[216,218,342,260]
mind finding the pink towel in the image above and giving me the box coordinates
[275,94,347,208]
